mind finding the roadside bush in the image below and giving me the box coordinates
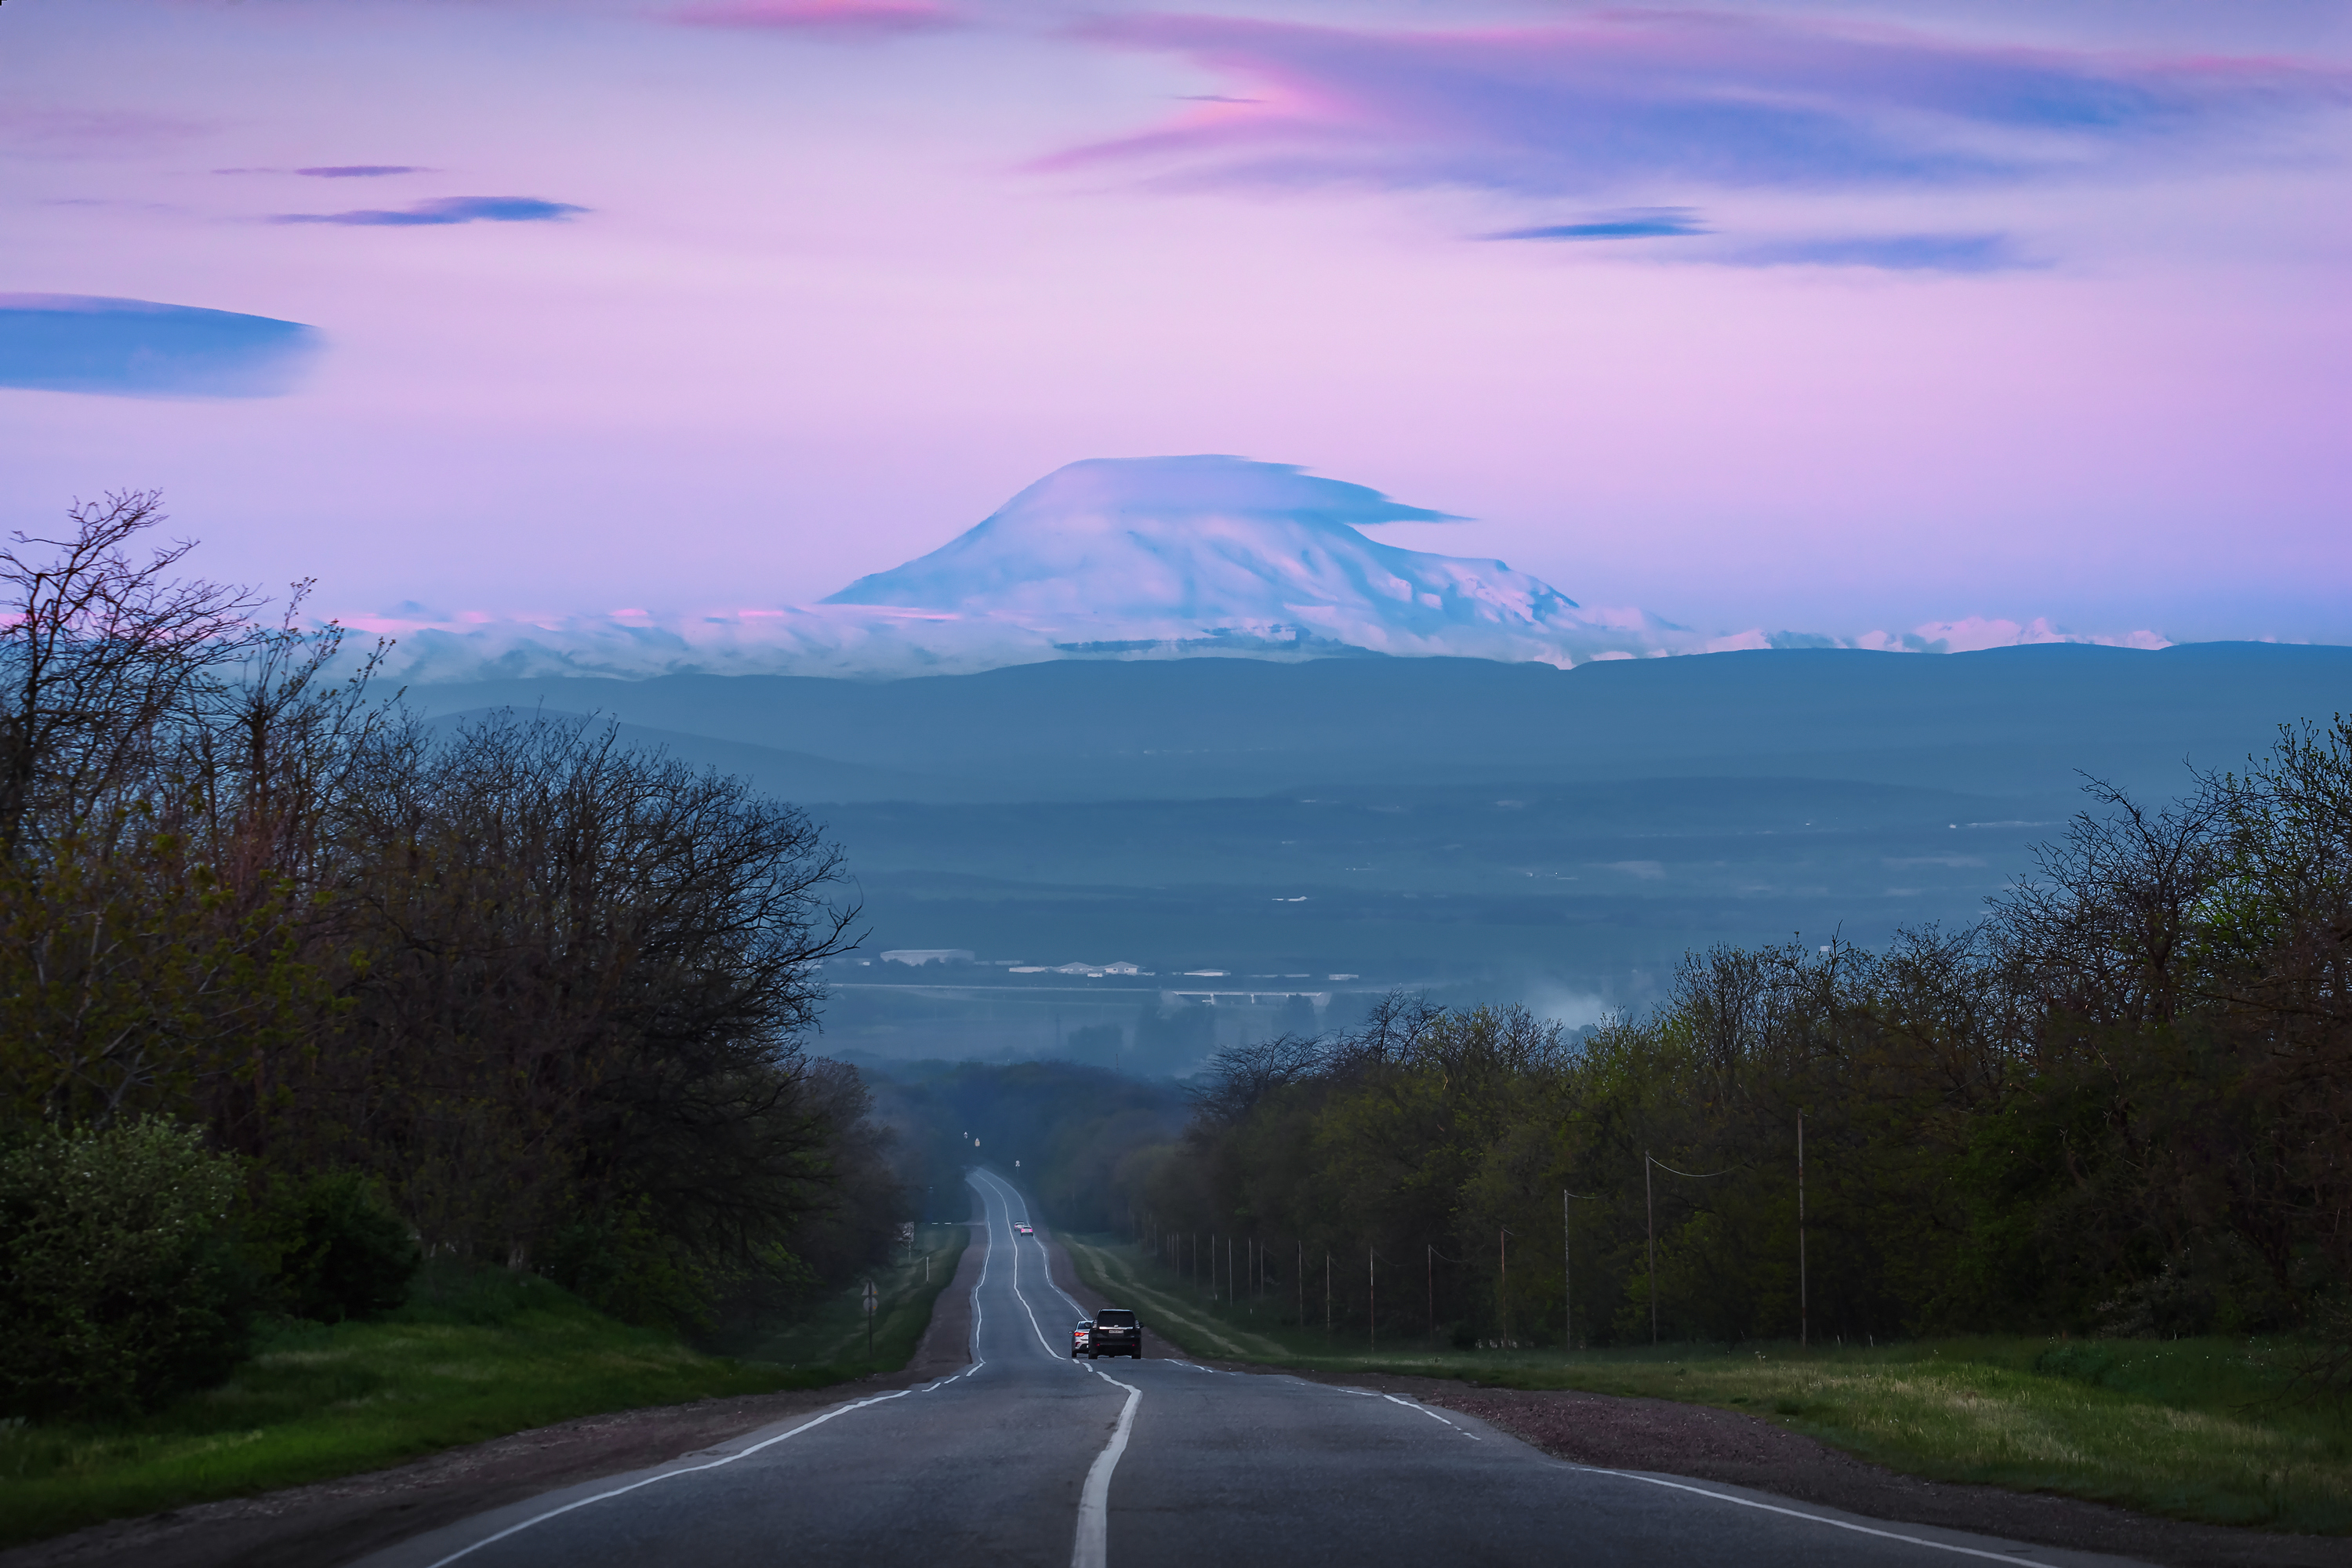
[269,1171,420,1323]
[542,1199,720,1333]
[0,1119,253,1417]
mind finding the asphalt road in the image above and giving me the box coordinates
[358,1171,2147,1568]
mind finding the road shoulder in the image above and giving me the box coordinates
[1041,1230,2346,1568]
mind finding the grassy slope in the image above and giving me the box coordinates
[0,1228,971,1551]
[1065,1236,2352,1536]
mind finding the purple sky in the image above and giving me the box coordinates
[3,0,2347,647]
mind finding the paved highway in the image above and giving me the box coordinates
[360,1171,2143,1567]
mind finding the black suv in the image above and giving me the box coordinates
[1084,1308,1142,1359]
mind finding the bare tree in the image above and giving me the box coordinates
[0,492,264,861]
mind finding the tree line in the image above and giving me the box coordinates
[1123,718,2352,1352]
[0,495,899,1415]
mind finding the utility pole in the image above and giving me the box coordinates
[1646,1151,1657,1346]
[1368,1244,1377,1352]
[1428,1244,1436,1348]
[1297,1239,1304,1330]
[1798,1111,1809,1351]
[1498,1229,1514,1348]
[1325,1249,1332,1341]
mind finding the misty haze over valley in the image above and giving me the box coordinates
[403,465,2350,1076]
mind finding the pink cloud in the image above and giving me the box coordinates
[668,0,960,38]
[1041,11,2350,195]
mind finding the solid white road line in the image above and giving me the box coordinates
[1571,1468,2054,1566]
[415,1177,1007,1567]
[419,1390,916,1568]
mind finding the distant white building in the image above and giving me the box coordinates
[880,949,975,967]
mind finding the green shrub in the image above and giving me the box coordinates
[0,1120,252,1417]
[541,1199,720,1333]
[268,1172,419,1323]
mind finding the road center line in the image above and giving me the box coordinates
[1570,1468,2050,1565]
[972,1170,1076,1361]
[1071,1362,1143,1568]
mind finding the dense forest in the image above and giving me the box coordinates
[0,495,903,1417]
[1127,721,2352,1352]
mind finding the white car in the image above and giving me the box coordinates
[1015,1223,1034,1236]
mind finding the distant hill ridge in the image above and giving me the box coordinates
[405,641,2352,804]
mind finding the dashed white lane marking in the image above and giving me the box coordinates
[1383,1393,1479,1439]
[1568,1468,2055,1565]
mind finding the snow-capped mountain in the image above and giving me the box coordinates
[822,456,1697,664]
[348,456,2165,682]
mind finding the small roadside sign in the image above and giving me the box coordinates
[863,1279,879,1356]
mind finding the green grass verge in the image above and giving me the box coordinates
[0,1230,971,1552]
[1065,1236,2352,1536]
[738,1223,970,1377]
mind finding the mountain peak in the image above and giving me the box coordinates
[822,454,1623,653]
